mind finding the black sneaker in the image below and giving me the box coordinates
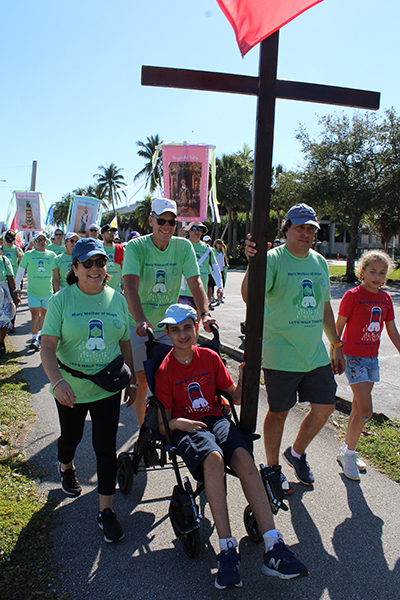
[283,447,314,485]
[215,544,242,589]
[30,338,40,351]
[98,508,125,543]
[0,341,5,354]
[262,537,308,579]
[58,463,82,497]
[262,465,293,500]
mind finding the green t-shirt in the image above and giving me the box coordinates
[180,241,218,297]
[1,245,21,276]
[103,244,122,292]
[0,255,14,280]
[19,249,56,298]
[52,252,73,289]
[47,242,65,256]
[122,234,199,330]
[262,245,331,372]
[42,284,130,403]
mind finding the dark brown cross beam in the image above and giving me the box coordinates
[142,31,380,432]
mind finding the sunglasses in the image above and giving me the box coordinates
[79,257,107,269]
[54,233,63,236]
[89,229,98,232]
[154,216,177,227]
[66,238,78,244]
[35,238,46,243]
[190,226,205,232]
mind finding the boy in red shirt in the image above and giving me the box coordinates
[155,304,308,589]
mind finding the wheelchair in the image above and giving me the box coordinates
[116,326,288,558]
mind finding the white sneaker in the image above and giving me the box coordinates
[337,451,360,481]
[355,453,367,471]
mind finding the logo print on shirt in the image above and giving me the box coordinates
[187,382,209,410]
[107,253,115,267]
[152,269,167,294]
[37,260,45,273]
[367,306,382,332]
[301,278,317,308]
[85,318,106,350]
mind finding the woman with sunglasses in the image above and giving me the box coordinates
[52,232,80,292]
[41,238,136,543]
[47,229,65,255]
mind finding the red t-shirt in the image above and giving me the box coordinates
[339,285,395,357]
[154,346,234,420]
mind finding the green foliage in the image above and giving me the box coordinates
[134,134,163,192]
[94,163,126,214]
[133,193,153,231]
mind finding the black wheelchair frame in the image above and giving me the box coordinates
[116,326,287,558]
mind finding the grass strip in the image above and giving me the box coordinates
[0,348,64,600]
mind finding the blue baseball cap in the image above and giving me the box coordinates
[158,304,197,327]
[71,238,108,262]
[285,204,320,229]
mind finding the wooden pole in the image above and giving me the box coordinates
[240,33,279,432]
[30,160,37,191]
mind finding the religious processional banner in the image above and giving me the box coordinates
[67,196,102,235]
[162,144,210,222]
[216,0,323,56]
[15,191,42,231]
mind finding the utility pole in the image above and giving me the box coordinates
[30,160,37,191]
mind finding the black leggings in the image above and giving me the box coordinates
[55,393,121,496]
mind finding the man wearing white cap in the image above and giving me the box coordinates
[242,204,345,493]
[123,198,217,426]
[88,224,100,239]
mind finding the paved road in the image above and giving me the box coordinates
[9,280,400,600]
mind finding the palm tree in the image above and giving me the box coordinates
[52,194,73,227]
[134,134,163,192]
[133,194,153,231]
[94,163,126,214]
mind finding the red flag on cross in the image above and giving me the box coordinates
[216,0,323,56]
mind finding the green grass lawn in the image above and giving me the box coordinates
[329,264,400,282]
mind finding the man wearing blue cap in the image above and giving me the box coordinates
[242,204,345,493]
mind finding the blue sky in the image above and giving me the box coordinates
[1,0,399,223]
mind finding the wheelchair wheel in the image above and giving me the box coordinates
[181,528,201,559]
[243,505,262,543]
[117,452,134,494]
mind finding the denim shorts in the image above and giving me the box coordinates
[172,415,254,481]
[344,355,380,385]
[263,364,337,413]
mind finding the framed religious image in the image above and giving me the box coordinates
[162,144,210,222]
[15,192,41,231]
[68,196,102,235]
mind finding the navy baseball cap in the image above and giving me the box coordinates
[285,204,320,229]
[71,238,108,262]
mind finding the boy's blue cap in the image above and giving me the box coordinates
[158,304,197,327]
[71,238,108,262]
[286,203,320,229]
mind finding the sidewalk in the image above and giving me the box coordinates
[206,270,400,420]
[9,282,400,600]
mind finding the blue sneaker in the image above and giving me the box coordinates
[215,545,242,589]
[262,538,309,579]
[283,447,315,485]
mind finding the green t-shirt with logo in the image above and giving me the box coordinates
[122,234,199,330]
[42,284,130,403]
[262,245,331,372]
[52,252,73,289]
[47,242,65,256]
[180,241,218,297]
[19,249,56,298]
[1,245,21,276]
[103,244,123,292]
[0,255,14,280]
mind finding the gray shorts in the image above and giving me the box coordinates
[129,325,172,372]
[263,364,337,413]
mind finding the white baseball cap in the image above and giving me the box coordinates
[158,304,197,327]
[151,198,177,216]
[89,223,100,231]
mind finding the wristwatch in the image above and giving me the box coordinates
[129,382,139,389]
[331,341,343,349]
[200,311,211,318]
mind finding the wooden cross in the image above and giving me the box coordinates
[142,31,380,432]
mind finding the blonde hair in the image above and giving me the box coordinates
[357,249,392,281]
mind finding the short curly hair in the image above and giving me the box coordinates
[357,250,392,281]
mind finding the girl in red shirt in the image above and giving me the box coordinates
[335,250,400,480]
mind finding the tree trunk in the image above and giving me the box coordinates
[232,211,238,258]
[344,215,359,282]
[227,207,233,257]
